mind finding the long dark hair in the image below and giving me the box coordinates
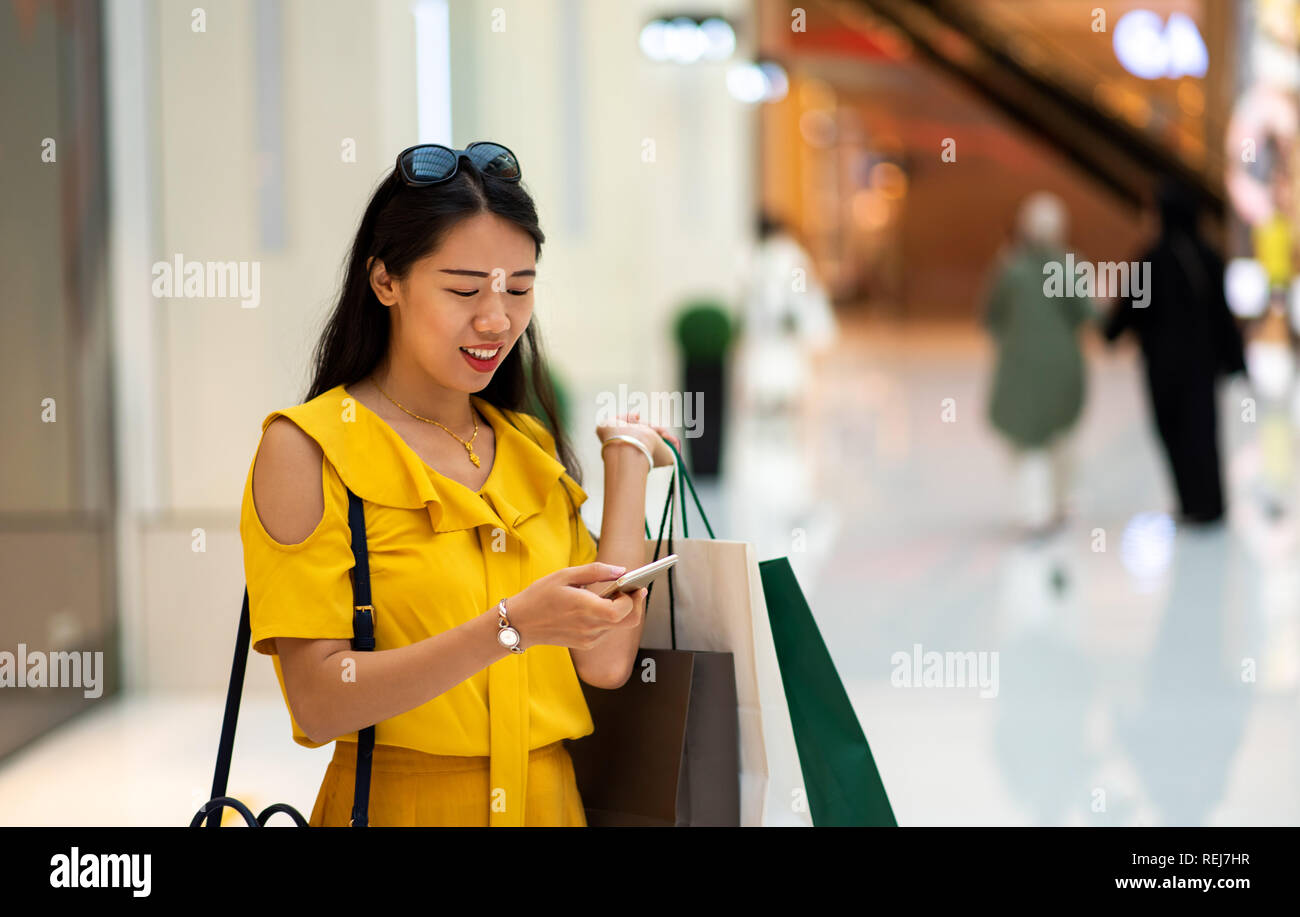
[304,153,582,485]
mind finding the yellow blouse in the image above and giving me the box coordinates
[238,383,599,827]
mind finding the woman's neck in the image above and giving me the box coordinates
[368,362,476,433]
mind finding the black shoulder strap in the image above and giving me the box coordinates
[346,488,375,827]
[205,590,252,827]
[206,486,376,828]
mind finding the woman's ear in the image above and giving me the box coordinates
[368,257,399,307]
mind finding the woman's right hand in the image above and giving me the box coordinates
[504,562,645,650]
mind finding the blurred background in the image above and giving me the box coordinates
[2,0,1299,826]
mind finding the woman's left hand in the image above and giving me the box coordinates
[596,412,680,468]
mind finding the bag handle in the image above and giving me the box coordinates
[645,473,677,649]
[636,438,715,651]
[665,484,678,650]
[666,440,715,539]
[640,438,715,541]
[191,796,259,828]
[643,459,685,649]
[205,486,376,828]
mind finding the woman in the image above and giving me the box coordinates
[239,142,681,827]
[983,191,1092,533]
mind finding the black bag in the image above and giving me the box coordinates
[190,487,377,828]
[565,461,741,826]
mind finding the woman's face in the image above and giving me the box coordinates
[371,211,536,392]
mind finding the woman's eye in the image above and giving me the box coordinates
[448,288,531,297]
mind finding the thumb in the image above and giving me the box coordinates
[563,561,627,587]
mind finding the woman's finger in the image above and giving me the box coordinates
[617,589,647,627]
[652,426,681,447]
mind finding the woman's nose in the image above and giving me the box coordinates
[475,305,510,333]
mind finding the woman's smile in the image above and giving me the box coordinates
[459,342,505,371]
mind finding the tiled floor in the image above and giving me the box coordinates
[3,315,1298,825]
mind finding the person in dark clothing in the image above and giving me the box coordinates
[1103,179,1246,525]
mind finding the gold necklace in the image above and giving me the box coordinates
[373,379,481,467]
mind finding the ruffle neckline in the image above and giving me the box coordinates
[263,384,587,532]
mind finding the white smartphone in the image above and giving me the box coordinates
[595,554,678,598]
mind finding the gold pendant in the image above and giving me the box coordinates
[467,446,481,467]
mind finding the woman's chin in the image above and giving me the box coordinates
[458,372,494,393]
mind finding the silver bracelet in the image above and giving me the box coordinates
[600,434,654,471]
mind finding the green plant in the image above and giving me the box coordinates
[673,299,734,362]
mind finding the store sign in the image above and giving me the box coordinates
[1113,10,1208,79]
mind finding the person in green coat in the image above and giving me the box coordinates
[983,192,1094,533]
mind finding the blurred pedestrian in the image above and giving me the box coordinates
[983,192,1092,534]
[1102,179,1246,525]
[735,211,838,415]
[725,211,838,576]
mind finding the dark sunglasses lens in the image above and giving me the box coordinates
[467,143,520,180]
[404,146,458,183]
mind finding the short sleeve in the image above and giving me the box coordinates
[239,446,356,656]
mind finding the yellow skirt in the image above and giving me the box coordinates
[309,739,587,827]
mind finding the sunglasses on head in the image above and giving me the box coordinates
[395,141,522,186]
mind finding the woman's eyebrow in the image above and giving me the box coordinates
[439,268,536,278]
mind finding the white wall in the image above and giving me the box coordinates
[114,0,755,691]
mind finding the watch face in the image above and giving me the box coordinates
[498,627,520,648]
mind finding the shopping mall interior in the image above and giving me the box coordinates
[2,0,1298,827]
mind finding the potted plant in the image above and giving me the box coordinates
[672,298,734,477]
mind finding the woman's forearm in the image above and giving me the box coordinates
[283,608,511,744]
[573,445,652,685]
[594,446,652,562]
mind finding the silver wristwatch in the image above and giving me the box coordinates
[495,598,524,654]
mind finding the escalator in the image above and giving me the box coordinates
[846,0,1228,228]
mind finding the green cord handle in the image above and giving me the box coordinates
[627,435,717,541]
[663,439,715,540]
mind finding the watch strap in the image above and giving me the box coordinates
[496,598,524,653]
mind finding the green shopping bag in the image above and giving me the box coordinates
[758,556,897,827]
